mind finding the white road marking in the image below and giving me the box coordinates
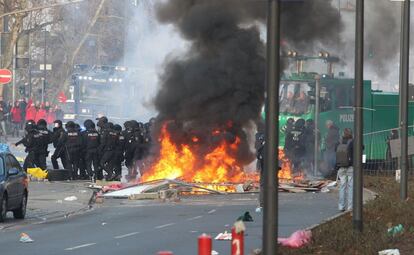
[187,215,203,221]
[64,243,96,251]
[207,209,216,214]
[155,223,176,229]
[114,232,140,239]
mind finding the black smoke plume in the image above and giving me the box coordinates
[152,0,343,165]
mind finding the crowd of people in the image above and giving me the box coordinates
[0,98,64,138]
[15,116,153,182]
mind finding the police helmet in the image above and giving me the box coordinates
[37,119,47,128]
[53,119,63,128]
[113,124,122,132]
[84,119,95,129]
[66,121,76,129]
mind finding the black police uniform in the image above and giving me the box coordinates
[36,119,52,170]
[82,120,100,181]
[112,124,125,181]
[64,122,83,179]
[51,120,67,169]
[99,123,118,180]
[16,121,41,171]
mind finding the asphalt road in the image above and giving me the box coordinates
[0,192,339,255]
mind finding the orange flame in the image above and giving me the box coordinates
[141,124,252,184]
[141,124,301,191]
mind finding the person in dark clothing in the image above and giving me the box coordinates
[112,124,125,181]
[99,122,118,180]
[82,119,100,181]
[290,118,306,173]
[96,116,108,133]
[256,132,265,207]
[304,119,319,173]
[65,121,83,180]
[51,120,67,169]
[75,123,88,179]
[283,118,295,160]
[123,121,138,181]
[15,120,40,171]
[36,119,52,170]
[19,99,27,129]
[324,120,340,176]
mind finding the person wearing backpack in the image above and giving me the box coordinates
[336,128,353,212]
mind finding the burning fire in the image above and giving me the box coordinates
[141,123,301,191]
[141,124,252,184]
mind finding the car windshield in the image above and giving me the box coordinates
[279,81,311,115]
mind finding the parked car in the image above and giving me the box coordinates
[0,153,28,222]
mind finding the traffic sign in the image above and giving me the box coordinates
[0,69,12,84]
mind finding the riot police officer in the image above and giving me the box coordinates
[113,124,125,181]
[15,120,40,171]
[83,119,100,181]
[99,122,118,180]
[65,121,83,179]
[51,120,67,169]
[290,118,306,173]
[36,119,52,170]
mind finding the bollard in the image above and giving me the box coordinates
[158,251,173,255]
[231,227,244,255]
[198,233,212,255]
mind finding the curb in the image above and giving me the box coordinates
[305,187,378,231]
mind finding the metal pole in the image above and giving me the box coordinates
[28,32,31,98]
[263,0,280,254]
[399,0,410,200]
[42,29,46,104]
[353,0,364,232]
[12,42,16,103]
[314,76,321,176]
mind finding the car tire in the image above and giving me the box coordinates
[13,192,27,219]
[0,194,7,222]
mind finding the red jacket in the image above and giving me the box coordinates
[46,110,56,124]
[26,106,37,121]
[35,108,47,123]
[11,107,22,123]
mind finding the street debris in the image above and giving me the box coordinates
[215,231,232,240]
[27,168,48,179]
[56,200,63,204]
[64,196,78,202]
[237,211,253,222]
[277,230,312,248]
[255,207,262,213]
[102,222,107,226]
[19,233,34,243]
[211,250,219,255]
[387,224,404,237]
[378,249,400,255]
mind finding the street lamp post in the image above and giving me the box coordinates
[263,0,280,254]
[399,0,410,200]
[353,0,364,233]
[42,29,47,104]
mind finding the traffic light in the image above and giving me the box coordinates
[19,86,25,95]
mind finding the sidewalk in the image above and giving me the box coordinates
[1,181,94,230]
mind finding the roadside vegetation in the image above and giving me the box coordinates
[279,176,414,255]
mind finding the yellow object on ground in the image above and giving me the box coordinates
[27,168,48,179]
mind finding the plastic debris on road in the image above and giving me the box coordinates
[27,168,48,179]
[64,196,78,201]
[102,222,107,226]
[321,187,330,193]
[379,249,400,255]
[19,233,34,243]
[215,231,232,240]
[387,224,404,237]
[211,250,219,255]
[277,230,312,248]
[237,211,253,222]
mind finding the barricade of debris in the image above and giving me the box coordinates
[89,178,335,201]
